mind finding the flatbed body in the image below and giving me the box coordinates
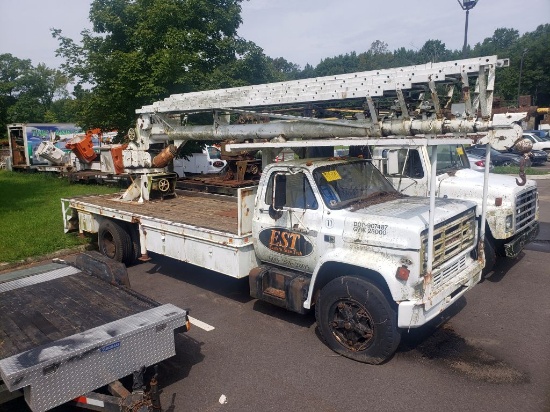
[0,260,188,412]
[63,187,259,278]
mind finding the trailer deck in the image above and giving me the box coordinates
[0,259,188,412]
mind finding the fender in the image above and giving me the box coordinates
[303,246,419,309]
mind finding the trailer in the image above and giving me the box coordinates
[0,252,189,412]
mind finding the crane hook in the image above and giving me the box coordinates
[516,155,527,186]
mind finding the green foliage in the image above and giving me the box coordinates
[0,171,118,262]
[0,54,74,137]
[52,0,279,134]
[492,165,549,175]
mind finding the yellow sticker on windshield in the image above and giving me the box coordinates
[322,170,341,182]
[456,147,464,155]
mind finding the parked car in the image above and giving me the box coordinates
[466,153,494,172]
[521,133,550,153]
[465,145,525,167]
[173,145,227,176]
[524,129,550,141]
[506,147,548,165]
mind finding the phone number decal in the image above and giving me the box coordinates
[353,222,388,236]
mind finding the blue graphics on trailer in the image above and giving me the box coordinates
[23,124,86,165]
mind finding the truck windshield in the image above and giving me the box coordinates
[427,144,469,174]
[312,160,401,210]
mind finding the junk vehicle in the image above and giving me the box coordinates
[6,124,128,184]
[7,123,83,172]
[0,252,189,412]
[61,56,523,364]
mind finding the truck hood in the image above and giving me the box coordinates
[437,169,537,209]
[342,197,475,250]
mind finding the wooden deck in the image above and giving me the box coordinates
[74,190,241,234]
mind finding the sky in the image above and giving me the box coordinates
[0,0,548,70]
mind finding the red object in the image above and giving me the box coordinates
[111,144,128,174]
[66,134,97,164]
[395,266,410,281]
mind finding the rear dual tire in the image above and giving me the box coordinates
[98,220,140,265]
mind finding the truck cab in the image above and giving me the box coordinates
[250,157,482,363]
[372,144,539,271]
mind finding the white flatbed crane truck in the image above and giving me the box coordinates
[0,252,189,412]
[62,56,517,364]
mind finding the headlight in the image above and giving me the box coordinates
[505,214,513,230]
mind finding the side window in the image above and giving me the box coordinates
[385,149,424,178]
[264,172,318,210]
[403,150,424,178]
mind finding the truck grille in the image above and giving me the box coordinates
[433,255,468,289]
[421,208,476,273]
[515,188,537,232]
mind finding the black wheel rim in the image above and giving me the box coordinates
[329,299,375,352]
[101,232,116,258]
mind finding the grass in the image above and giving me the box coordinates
[0,170,119,262]
[492,165,550,175]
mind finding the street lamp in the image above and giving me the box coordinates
[517,48,528,107]
[457,0,479,57]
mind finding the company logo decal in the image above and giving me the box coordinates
[259,228,313,257]
[100,342,121,352]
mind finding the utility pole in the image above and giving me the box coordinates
[457,0,479,57]
[517,48,528,107]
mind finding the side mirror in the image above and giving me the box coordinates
[273,174,286,210]
[269,173,286,220]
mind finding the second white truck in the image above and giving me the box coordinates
[371,142,539,272]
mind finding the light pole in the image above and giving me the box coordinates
[517,48,528,107]
[457,0,479,57]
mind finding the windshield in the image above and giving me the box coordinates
[207,146,222,159]
[427,144,470,174]
[312,160,401,210]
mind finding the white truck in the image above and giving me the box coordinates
[370,141,539,272]
[62,56,514,364]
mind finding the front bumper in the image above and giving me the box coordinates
[504,221,539,258]
[397,257,482,328]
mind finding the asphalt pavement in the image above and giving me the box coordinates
[1,175,549,412]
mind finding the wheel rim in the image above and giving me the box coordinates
[101,231,116,258]
[158,178,170,192]
[329,299,375,352]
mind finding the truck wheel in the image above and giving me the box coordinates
[315,276,401,364]
[124,223,141,265]
[98,220,132,264]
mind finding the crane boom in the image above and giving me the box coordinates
[133,56,513,148]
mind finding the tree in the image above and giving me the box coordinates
[0,54,73,137]
[52,0,263,134]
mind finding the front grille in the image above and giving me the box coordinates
[515,188,537,232]
[432,255,468,289]
[421,208,476,272]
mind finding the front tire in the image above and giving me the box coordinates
[98,220,132,264]
[315,276,401,364]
